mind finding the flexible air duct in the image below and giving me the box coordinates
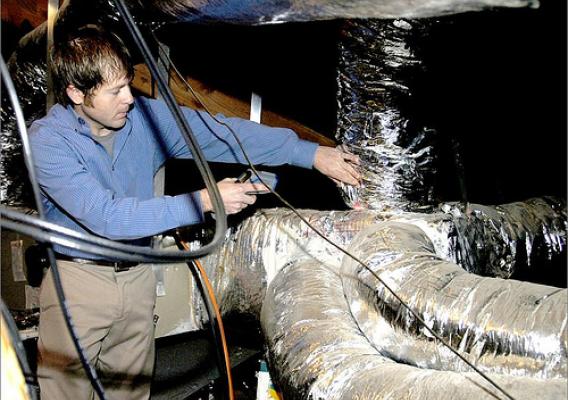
[260,218,566,399]
[192,197,564,328]
[261,252,566,400]
[336,18,438,212]
[342,221,566,379]
[442,197,567,279]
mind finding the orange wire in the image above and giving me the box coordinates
[180,241,235,400]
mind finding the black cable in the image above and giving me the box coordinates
[101,12,235,387]
[111,0,228,247]
[0,209,215,262]
[152,37,517,400]
[0,300,38,400]
[1,56,108,400]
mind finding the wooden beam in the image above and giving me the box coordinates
[132,64,336,147]
[1,0,47,29]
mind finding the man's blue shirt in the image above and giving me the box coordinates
[29,96,318,258]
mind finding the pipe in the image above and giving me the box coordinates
[442,197,567,280]
[192,198,565,326]
[172,203,566,397]
[189,209,384,321]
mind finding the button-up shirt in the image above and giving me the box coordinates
[29,96,318,258]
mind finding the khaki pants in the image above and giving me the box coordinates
[37,261,157,400]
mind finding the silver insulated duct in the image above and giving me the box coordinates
[181,198,566,399]
[336,19,438,212]
[259,210,567,400]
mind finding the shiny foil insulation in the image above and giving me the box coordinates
[442,197,567,279]
[336,19,438,212]
[342,222,566,379]
[181,202,566,398]
[262,251,566,400]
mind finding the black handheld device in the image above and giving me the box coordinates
[236,169,278,194]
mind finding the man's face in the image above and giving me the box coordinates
[74,75,134,136]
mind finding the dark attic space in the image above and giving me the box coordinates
[157,1,566,209]
[1,0,566,399]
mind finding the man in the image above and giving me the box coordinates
[29,26,360,399]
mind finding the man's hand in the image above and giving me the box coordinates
[313,146,361,186]
[199,177,267,214]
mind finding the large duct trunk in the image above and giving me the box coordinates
[189,199,565,325]
[261,255,566,400]
[179,199,566,399]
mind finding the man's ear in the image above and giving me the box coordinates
[66,85,85,105]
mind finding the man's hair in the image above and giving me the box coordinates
[50,25,134,107]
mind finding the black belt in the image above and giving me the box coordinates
[55,253,139,272]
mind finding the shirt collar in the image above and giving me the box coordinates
[69,106,91,134]
[49,103,132,138]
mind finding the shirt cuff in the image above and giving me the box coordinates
[290,139,319,169]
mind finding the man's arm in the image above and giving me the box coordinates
[197,144,361,217]
[139,97,361,217]
[30,131,204,240]
[140,97,318,169]
[141,97,361,186]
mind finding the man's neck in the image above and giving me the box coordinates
[93,128,113,138]
[73,106,111,137]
